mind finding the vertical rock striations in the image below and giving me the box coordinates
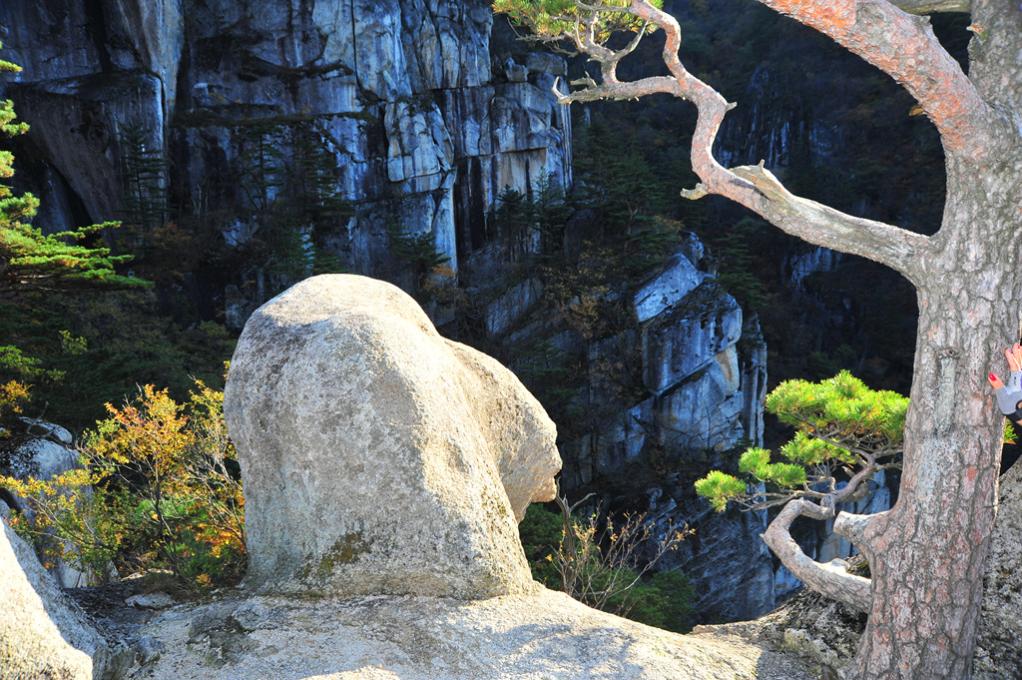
[0,0,570,291]
[2,0,783,623]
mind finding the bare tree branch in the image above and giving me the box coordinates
[552,1,935,281]
[752,0,989,158]
[888,0,970,14]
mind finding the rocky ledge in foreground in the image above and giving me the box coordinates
[3,274,812,679]
[131,589,813,680]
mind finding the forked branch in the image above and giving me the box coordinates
[761,462,884,613]
[753,0,988,157]
[550,0,936,282]
[762,499,874,612]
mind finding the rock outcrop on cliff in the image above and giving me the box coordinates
[568,250,774,622]
[125,274,810,679]
[472,229,777,621]
[0,0,570,302]
[224,274,560,598]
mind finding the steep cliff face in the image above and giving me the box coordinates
[0,0,571,296]
[474,228,775,622]
[2,0,781,624]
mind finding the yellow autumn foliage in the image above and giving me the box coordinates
[1,378,245,589]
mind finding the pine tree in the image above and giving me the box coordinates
[285,123,351,275]
[118,122,168,235]
[1,48,144,434]
[492,187,533,259]
[0,47,143,296]
[695,371,909,511]
[234,121,351,283]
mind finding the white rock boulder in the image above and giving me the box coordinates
[0,518,108,679]
[224,274,561,599]
[5,429,100,588]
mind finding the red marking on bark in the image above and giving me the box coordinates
[966,466,978,482]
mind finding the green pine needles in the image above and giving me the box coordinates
[118,123,168,234]
[493,0,663,45]
[695,371,909,513]
[234,120,352,283]
[1,46,144,295]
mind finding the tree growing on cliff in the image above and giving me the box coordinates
[495,1,1022,678]
[1,49,147,434]
[1,48,142,296]
[698,372,1011,590]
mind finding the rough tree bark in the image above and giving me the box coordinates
[536,1,1022,677]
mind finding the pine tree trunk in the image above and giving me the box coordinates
[559,1,1022,674]
[845,145,1022,678]
[844,5,1022,675]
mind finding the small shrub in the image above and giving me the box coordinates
[519,493,695,633]
[1,379,245,590]
[387,223,451,282]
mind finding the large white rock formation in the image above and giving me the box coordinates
[0,518,107,679]
[0,273,816,680]
[224,274,561,599]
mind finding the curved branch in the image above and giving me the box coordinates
[757,457,883,612]
[553,74,681,105]
[762,498,873,612]
[621,0,933,282]
[752,0,989,159]
[889,0,970,14]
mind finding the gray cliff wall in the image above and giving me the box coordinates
[1,0,785,623]
[0,0,571,294]
[476,230,777,622]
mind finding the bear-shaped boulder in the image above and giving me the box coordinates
[225,274,561,598]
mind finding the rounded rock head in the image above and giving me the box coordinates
[224,274,562,598]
